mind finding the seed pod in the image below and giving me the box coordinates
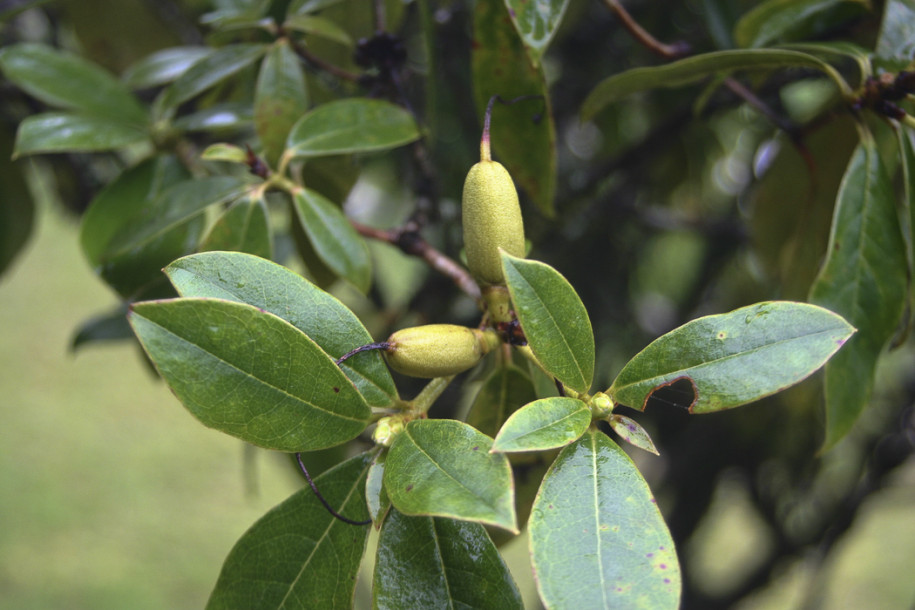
[385,324,496,378]
[462,159,525,285]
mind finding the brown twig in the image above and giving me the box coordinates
[351,220,482,302]
[288,37,361,83]
[601,0,690,59]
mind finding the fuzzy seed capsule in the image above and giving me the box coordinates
[462,160,525,285]
[385,324,496,378]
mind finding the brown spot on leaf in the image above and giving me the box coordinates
[333,386,340,393]
[643,376,698,412]
[405,484,413,492]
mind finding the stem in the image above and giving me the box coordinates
[288,37,361,83]
[351,220,482,302]
[295,453,372,525]
[600,0,690,59]
[409,375,455,415]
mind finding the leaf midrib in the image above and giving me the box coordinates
[612,324,848,395]
[136,311,368,424]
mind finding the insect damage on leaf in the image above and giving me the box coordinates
[643,376,698,412]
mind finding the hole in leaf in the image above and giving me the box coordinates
[643,376,698,412]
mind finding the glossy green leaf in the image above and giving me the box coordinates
[123,46,212,89]
[79,156,202,298]
[161,43,268,110]
[201,143,248,163]
[199,197,273,259]
[366,451,391,526]
[104,176,247,262]
[607,414,659,456]
[71,305,134,352]
[492,397,590,453]
[384,419,517,533]
[288,0,347,15]
[286,98,420,158]
[0,42,147,123]
[734,0,869,49]
[0,126,33,276]
[128,298,371,451]
[582,49,848,120]
[876,0,915,63]
[472,0,556,216]
[284,15,353,46]
[530,429,680,609]
[502,253,595,394]
[466,365,538,438]
[291,187,371,293]
[172,103,253,133]
[207,451,373,609]
[609,301,855,414]
[255,39,308,165]
[13,113,148,157]
[504,0,570,65]
[374,509,523,610]
[164,250,397,407]
[810,140,907,450]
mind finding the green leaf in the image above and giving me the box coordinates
[384,419,518,533]
[504,0,570,65]
[201,143,248,163]
[734,0,870,49]
[161,43,268,111]
[128,298,371,451]
[71,305,134,352]
[492,397,590,453]
[501,253,595,394]
[366,451,391,526]
[199,197,273,259]
[607,414,659,456]
[876,0,915,64]
[466,365,538,438]
[104,176,248,259]
[13,113,148,157]
[472,0,556,216]
[374,509,523,610]
[0,125,33,276]
[172,103,253,133]
[79,156,203,298]
[582,49,849,120]
[291,187,372,293]
[810,140,907,450]
[610,301,855,414]
[286,98,420,158]
[288,0,347,16]
[530,429,680,609]
[284,15,354,46]
[123,46,212,89]
[0,42,147,124]
[207,451,373,609]
[164,251,397,408]
[255,39,308,166]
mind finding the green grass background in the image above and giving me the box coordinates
[1,200,913,609]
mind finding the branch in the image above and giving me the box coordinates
[600,0,690,59]
[351,220,482,302]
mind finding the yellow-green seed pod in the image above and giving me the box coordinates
[462,160,525,285]
[385,324,496,378]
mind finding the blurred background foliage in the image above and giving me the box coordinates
[1,0,914,608]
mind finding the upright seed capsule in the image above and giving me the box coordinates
[462,98,526,286]
[462,157,525,285]
[384,324,497,378]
